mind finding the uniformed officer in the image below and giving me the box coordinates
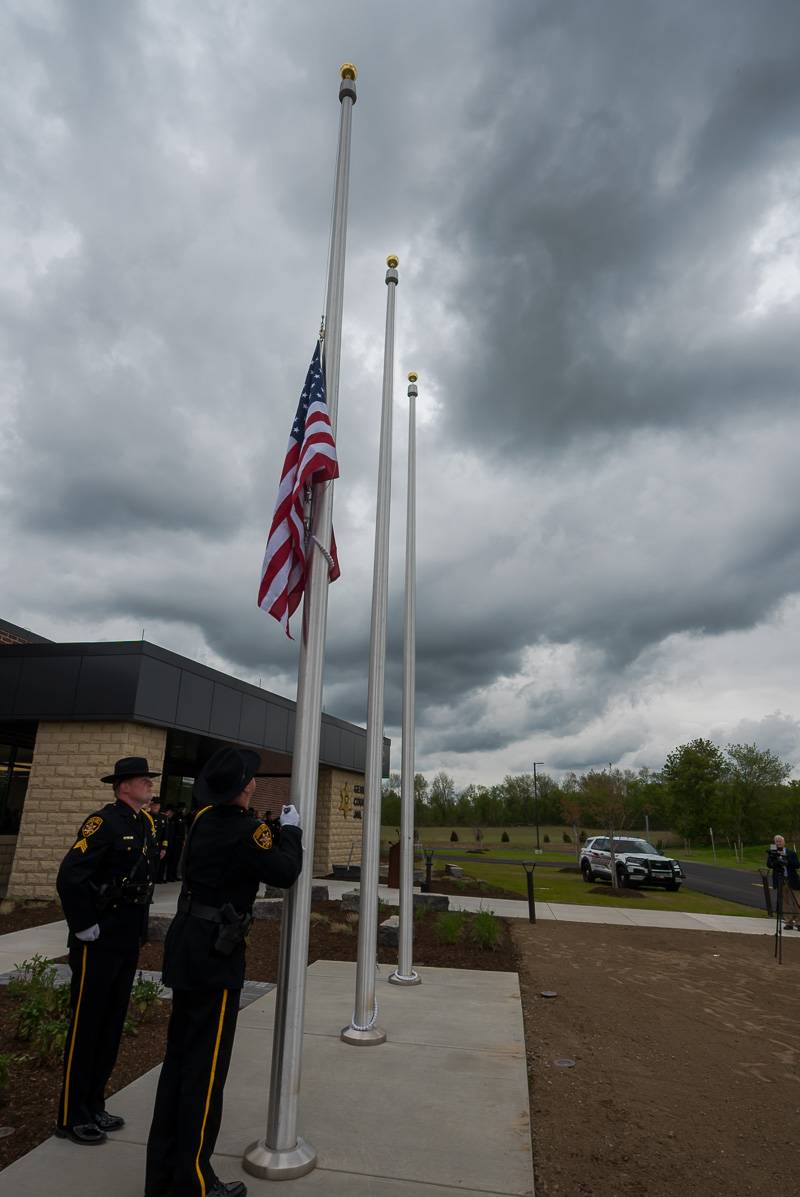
[56,755,160,1146]
[149,796,170,881]
[144,746,303,1197]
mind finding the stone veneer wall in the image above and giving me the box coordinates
[6,721,167,902]
[0,836,17,897]
[312,766,365,877]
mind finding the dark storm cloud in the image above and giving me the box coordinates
[3,0,800,782]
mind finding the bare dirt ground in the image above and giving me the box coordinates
[512,921,800,1197]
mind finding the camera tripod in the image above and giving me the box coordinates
[774,874,785,964]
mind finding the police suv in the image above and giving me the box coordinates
[580,837,684,891]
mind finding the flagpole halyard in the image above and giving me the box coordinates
[389,370,421,987]
[341,254,399,1046]
[244,63,357,1181]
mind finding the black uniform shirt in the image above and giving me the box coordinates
[163,803,303,991]
[56,800,158,950]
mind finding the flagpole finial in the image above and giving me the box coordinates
[340,63,357,80]
[385,255,399,286]
[407,371,418,382]
[386,254,399,269]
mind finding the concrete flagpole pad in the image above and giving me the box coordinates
[0,960,534,1197]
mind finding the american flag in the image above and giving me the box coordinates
[258,341,340,637]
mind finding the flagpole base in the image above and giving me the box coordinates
[242,1136,317,1180]
[388,969,422,986]
[340,1023,387,1045]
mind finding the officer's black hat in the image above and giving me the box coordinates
[100,756,161,784]
[194,746,261,806]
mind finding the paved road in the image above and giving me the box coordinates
[676,859,769,911]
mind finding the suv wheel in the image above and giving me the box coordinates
[665,881,680,892]
[581,861,594,883]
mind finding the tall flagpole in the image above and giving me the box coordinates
[244,63,357,1181]
[389,372,421,986]
[341,254,398,1045]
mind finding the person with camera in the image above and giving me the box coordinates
[55,756,160,1145]
[144,746,303,1197]
[767,835,800,930]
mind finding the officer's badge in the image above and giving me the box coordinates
[253,823,273,851]
[81,816,103,838]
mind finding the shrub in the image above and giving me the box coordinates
[563,831,572,843]
[0,1053,10,1097]
[433,910,466,945]
[470,909,501,951]
[500,831,510,843]
[130,973,164,1023]
[450,830,459,842]
[543,833,550,843]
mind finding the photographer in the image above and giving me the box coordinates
[767,835,800,930]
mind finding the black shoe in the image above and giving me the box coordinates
[206,1182,247,1197]
[94,1110,125,1132]
[55,1123,107,1146]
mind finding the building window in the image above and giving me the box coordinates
[0,744,31,835]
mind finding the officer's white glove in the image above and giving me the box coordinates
[279,804,301,828]
[75,923,100,942]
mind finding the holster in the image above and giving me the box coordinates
[213,902,253,957]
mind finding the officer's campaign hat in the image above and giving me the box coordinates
[101,756,161,784]
[194,746,261,805]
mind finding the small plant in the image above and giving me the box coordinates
[450,830,459,842]
[433,910,466,945]
[543,834,550,844]
[344,911,359,924]
[8,956,71,1062]
[310,911,331,927]
[130,973,164,1022]
[0,1053,9,1092]
[329,921,354,936]
[470,909,501,952]
[562,831,572,843]
[501,831,510,843]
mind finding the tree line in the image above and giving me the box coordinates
[381,739,798,846]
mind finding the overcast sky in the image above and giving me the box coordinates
[2,0,800,785]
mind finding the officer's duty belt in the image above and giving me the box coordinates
[177,896,225,923]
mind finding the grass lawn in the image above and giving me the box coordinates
[455,859,767,918]
[675,843,774,872]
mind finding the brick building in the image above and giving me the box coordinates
[0,623,386,901]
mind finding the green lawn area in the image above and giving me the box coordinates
[451,859,767,918]
[674,844,773,872]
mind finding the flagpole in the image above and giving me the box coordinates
[244,63,357,1181]
[341,254,398,1046]
[389,372,421,986]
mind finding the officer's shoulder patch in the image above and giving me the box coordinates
[81,815,103,838]
[253,823,273,851]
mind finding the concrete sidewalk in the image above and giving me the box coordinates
[0,878,773,975]
[0,960,534,1197]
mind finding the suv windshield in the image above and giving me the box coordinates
[614,839,659,855]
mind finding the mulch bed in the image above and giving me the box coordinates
[0,902,64,936]
[138,900,517,976]
[0,989,169,1171]
[426,874,523,900]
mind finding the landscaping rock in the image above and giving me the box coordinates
[341,890,361,912]
[378,915,399,948]
[253,899,283,920]
[445,864,464,878]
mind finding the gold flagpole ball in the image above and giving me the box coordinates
[387,254,399,268]
[340,63,357,80]
[408,372,418,382]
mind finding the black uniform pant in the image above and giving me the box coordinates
[145,986,240,1197]
[58,941,139,1130]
